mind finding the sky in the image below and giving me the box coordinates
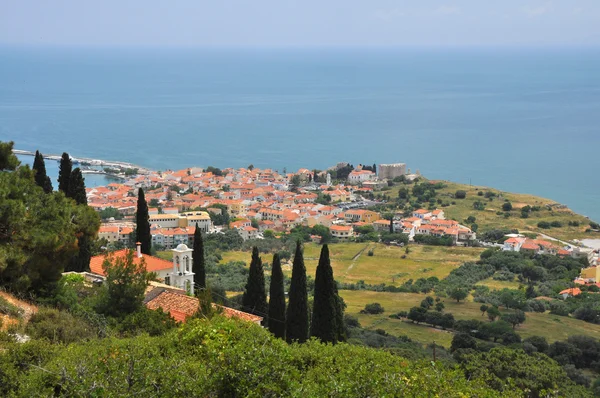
[1,0,599,48]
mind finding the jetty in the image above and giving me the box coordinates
[13,149,151,175]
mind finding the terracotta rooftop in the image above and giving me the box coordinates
[89,249,174,276]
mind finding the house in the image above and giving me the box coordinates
[330,225,353,240]
[559,288,582,299]
[412,209,432,219]
[90,243,196,295]
[347,170,375,185]
[344,209,381,223]
[144,285,262,325]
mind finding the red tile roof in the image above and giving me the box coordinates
[89,249,174,276]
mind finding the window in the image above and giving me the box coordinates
[165,276,171,285]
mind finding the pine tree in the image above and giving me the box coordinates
[193,224,206,289]
[286,241,309,343]
[67,168,87,205]
[268,253,286,339]
[57,152,72,194]
[310,244,345,343]
[136,188,151,255]
[32,150,52,193]
[242,247,267,325]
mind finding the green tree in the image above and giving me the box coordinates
[57,152,72,194]
[0,164,98,295]
[501,310,526,329]
[193,225,206,289]
[502,202,513,211]
[268,253,286,339]
[0,140,20,170]
[136,188,151,255]
[461,347,585,396]
[96,250,153,318]
[451,333,477,352]
[487,306,501,321]
[449,287,468,303]
[32,150,53,193]
[480,304,489,316]
[481,320,513,343]
[310,244,345,343]
[286,241,309,343]
[67,168,87,205]
[242,247,267,325]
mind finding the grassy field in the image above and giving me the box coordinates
[387,180,596,241]
[437,181,594,241]
[220,243,483,286]
[475,277,522,290]
[341,290,600,347]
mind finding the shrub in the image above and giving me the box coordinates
[550,221,563,228]
[26,307,97,344]
[502,202,512,211]
[344,314,361,328]
[455,190,466,199]
[537,221,551,229]
[360,303,384,314]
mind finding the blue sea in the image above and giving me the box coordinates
[1,47,599,220]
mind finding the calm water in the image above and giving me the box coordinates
[1,47,599,220]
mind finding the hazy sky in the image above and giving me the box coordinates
[1,0,599,48]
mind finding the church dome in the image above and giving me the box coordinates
[175,243,189,251]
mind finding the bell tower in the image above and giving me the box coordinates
[170,244,195,294]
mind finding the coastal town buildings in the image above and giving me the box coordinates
[87,163,478,247]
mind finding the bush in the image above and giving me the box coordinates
[360,303,384,314]
[550,221,563,228]
[344,314,361,328]
[26,307,97,344]
[537,221,551,229]
[455,190,466,199]
[502,202,513,212]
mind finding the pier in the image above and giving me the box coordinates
[13,149,151,175]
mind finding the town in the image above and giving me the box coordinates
[89,162,486,249]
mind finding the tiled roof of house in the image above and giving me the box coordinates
[89,249,174,276]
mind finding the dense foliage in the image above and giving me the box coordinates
[0,316,511,397]
[0,150,99,296]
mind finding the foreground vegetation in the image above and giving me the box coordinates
[0,315,587,397]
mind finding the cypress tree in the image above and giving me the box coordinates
[310,244,343,343]
[58,152,72,194]
[193,223,206,289]
[136,188,151,255]
[242,247,268,325]
[33,150,53,193]
[286,241,309,343]
[268,253,286,339]
[67,168,87,205]
[65,167,92,272]
[389,217,394,234]
[373,163,377,175]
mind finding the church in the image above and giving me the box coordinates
[88,244,263,325]
[90,242,196,294]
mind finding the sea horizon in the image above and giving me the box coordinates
[2,47,599,220]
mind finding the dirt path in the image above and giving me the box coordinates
[0,291,38,330]
[346,244,371,273]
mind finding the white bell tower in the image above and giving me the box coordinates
[170,244,195,295]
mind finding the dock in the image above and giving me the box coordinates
[13,149,151,175]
